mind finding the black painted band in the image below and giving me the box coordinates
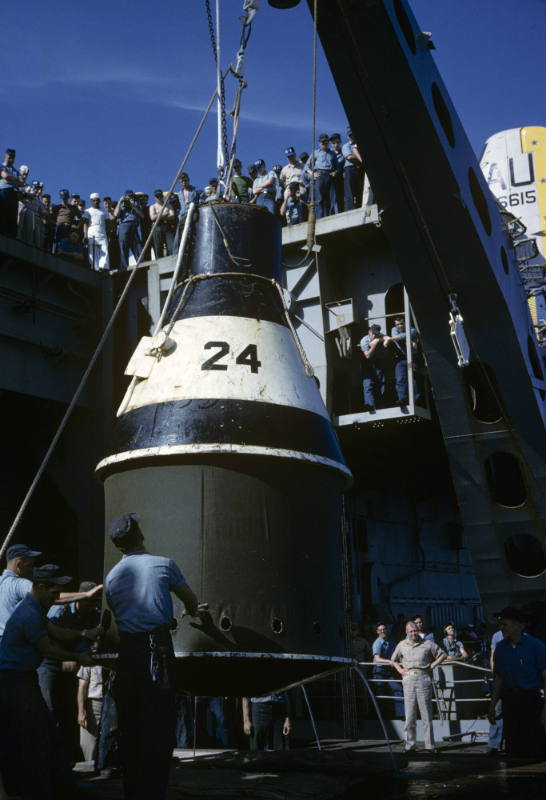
[168,275,288,326]
[106,398,346,471]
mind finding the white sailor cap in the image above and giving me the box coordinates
[90,192,100,199]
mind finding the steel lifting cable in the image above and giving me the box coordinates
[205,0,229,178]
[0,89,219,559]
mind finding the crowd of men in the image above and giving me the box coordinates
[0,130,366,273]
[0,528,544,798]
[352,610,546,758]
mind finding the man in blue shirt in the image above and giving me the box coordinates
[251,159,277,214]
[280,182,307,226]
[489,606,546,758]
[329,133,346,214]
[0,543,103,644]
[0,147,23,237]
[310,134,337,219]
[372,621,404,717]
[105,512,200,800]
[242,694,291,751]
[0,564,95,799]
[389,316,422,406]
[359,323,392,411]
[113,190,144,270]
[411,614,435,642]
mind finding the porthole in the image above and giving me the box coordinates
[527,335,545,381]
[504,534,546,578]
[219,616,232,632]
[500,246,509,275]
[393,0,416,55]
[468,168,492,236]
[431,83,455,148]
[484,452,527,508]
[462,363,503,424]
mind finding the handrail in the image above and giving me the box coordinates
[357,660,492,675]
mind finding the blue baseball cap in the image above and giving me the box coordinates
[32,564,71,585]
[108,512,142,543]
[284,146,296,157]
[59,189,69,198]
[370,324,382,333]
[5,148,15,156]
[254,159,265,168]
[318,133,329,143]
[6,544,42,561]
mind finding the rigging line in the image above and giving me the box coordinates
[205,0,229,176]
[0,87,218,559]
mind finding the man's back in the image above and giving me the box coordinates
[105,550,185,633]
[0,571,32,636]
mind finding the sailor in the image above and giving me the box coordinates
[488,606,546,759]
[411,614,435,642]
[389,316,421,406]
[150,189,176,258]
[113,189,143,270]
[251,159,277,214]
[329,133,345,213]
[392,620,446,752]
[0,148,23,237]
[442,623,469,660]
[0,564,95,799]
[83,193,110,271]
[105,512,200,800]
[311,134,337,219]
[242,693,291,751]
[230,159,253,203]
[0,543,103,645]
[359,323,392,412]
[372,621,404,715]
[342,127,363,210]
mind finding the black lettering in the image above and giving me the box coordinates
[236,344,261,374]
[509,153,534,187]
[202,341,229,370]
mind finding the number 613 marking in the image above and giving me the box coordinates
[201,341,261,374]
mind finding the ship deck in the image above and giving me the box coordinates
[74,740,546,798]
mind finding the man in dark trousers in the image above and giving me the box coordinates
[489,606,546,759]
[0,564,95,799]
[105,512,200,800]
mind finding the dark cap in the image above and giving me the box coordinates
[254,159,265,168]
[125,189,134,196]
[273,164,282,173]
[288,181,299,190]
[6,544,42,561]
[330,132,341,140]
[59,189,69,197]
[285,146,296,156]
[33,564,71,585]
[5,148,15,156]
[154,189,163,197]
[319,133,329,142]
[108,512,142,543]
[495,606,526,622]
[370,323,382,333]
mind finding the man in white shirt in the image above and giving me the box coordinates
[83,193,111,271]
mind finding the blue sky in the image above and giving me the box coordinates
[2,0,545,201]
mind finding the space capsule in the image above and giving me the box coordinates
[96,202,352,695]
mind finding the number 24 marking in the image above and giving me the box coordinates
[201,341,262,374]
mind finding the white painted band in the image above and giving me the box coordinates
[96,442,352,479]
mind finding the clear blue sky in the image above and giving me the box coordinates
[2,0,544,201]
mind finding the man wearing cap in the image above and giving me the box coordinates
[279,147,304,199]
[309,135,337,219]
[280,182,307,226]
[113,190,143,270]
[329,133,346,214]
[0,543,103,645]
[392,620,446,752]
[0,564,95,799]
[342,128,363,210]
[359,323,393,412]
[83,194,111,271]
[52,189,78,251]
[488,607,546,758]
[251,160,277,214]
[0,148,24,237]
[105,512,200,800]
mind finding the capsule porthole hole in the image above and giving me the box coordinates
[271,618,284,635]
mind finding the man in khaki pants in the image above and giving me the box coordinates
[391,621,446,752]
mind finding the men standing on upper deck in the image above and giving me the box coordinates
[279,147,304,199]
[105,512,201,800]
[114,190,143,270]
[329,133,345,214]
[0,148,23,238]
[488,606,546,759]
[392,620,446,752]
[251,160,277,214]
